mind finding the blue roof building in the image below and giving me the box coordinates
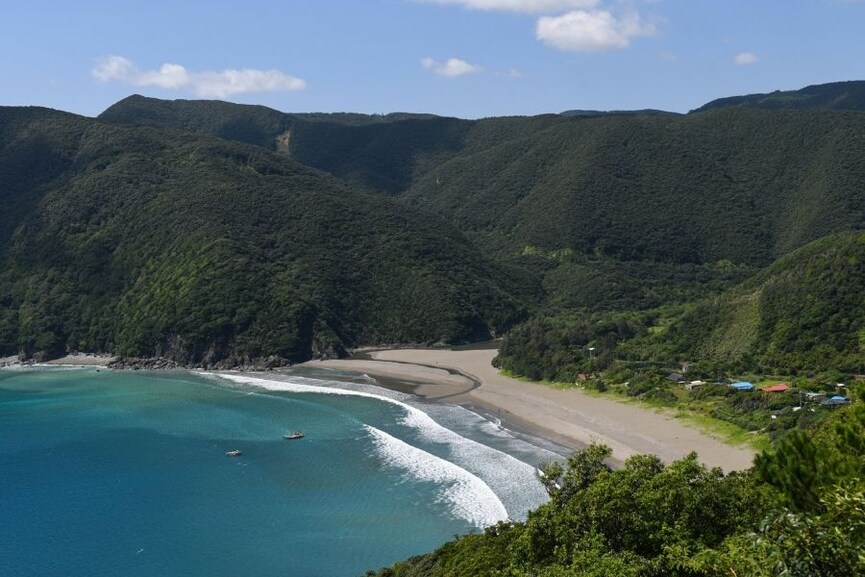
[729,381,755,391]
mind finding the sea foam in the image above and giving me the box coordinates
[364,425,508,527]
[397,404,551,520]
[209,372,547,522]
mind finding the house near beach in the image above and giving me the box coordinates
[685,380,704,391]
[729,381,755,392]
[822,395,849,407]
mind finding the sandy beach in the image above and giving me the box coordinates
[42,353,118,366]
[1,353,118,367]
[308,348,756,472]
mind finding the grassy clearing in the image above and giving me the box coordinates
[671,408,772,452]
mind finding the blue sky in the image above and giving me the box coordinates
[2,0,864,118]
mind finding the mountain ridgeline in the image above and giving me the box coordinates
[3,80,865,369]
[693,80,865,113]
[101,91,865,267]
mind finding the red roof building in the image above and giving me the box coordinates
[763,383,790,393]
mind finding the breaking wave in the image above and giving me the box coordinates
[209,372,548,521]
[364,425,508,527]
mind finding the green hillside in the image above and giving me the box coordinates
[101,92,865,268]
[496,231,865,383]
[99,95,464,194]
[0,107,526,365]
[404,108,865,266]
[7,84,865,372]
[663,231,865,373]
[693,80,865,113]
[98,94,865,339]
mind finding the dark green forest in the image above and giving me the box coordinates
[0,107,524,365]
[4,81,865,376]
[693,80,865,113]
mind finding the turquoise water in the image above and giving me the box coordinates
[0,366,555,577]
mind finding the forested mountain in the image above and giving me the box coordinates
[559,108,679,117]
[100,95,472,195]
[0,107,525,365]
[660,231,865,373]
[5,80,865,371]
[693,80,865,113]
[103,92,865,267]
[99,93,865,323]
[495,231,865,382]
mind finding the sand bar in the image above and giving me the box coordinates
[310,348,756,472]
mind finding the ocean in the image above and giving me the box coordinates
[0,365,557,577]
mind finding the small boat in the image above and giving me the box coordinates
[225,449,242,457]
[283,431,304,440]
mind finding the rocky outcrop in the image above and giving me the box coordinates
[106,354,291,371]
[276,128,291,155]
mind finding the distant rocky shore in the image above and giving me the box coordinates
[106,354,291,371]
[1,352,117,367]
[0,352,292,371]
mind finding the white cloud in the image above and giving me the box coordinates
[135,62,191,90]
[91,55,135,82]
[91,55,306,98]
[421,57,483,77]
[420,0,598,13]
[192,69,306,98]
[536,10,656,52]
[734,51,758,65]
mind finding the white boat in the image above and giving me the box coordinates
[225,449,242,457]
[283,431,304,440]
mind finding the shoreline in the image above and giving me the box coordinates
[5,347,756,471]
[307,348,756,472]
[43,353,118,366]
[1,353,117,368]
